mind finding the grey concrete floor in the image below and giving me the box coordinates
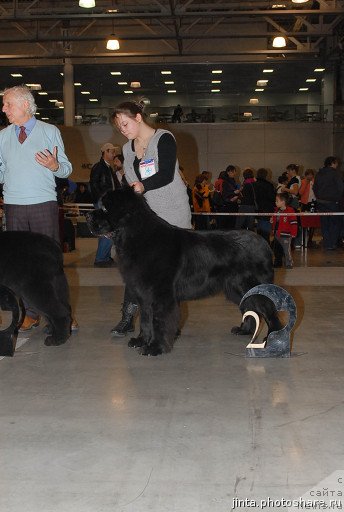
[1,238,344,512]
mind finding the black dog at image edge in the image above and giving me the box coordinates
[86,187,282,356]
[0,231,72,346]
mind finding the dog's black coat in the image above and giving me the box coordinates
[0,231,71,346]
[87,187,281,356]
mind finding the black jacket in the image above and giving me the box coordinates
[89,158,121,203]
[253,178,276,217]
[240,181,256,206]
[313,166,344,203]
[222,175,237,203]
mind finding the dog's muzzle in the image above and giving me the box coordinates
[85,210,116,239]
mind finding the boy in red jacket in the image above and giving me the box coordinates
[271,192,298,269]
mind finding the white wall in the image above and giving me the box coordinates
[60,121,333,184]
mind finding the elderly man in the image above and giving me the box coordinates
[0,85,73,331]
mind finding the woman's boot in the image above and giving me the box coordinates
[111,302,138,337]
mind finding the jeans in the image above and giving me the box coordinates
[273,235,293,267]
[95,236,113,263]
[257,218,271,243]
[316,201,341,249]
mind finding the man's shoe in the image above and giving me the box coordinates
[94,258,116,268]
[19,315,40,332]
[111,302,138,337]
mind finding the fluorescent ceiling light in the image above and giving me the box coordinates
[49,99,58,102]
[25,83,42,90]
[299,87,309,91]
[255,88,265,92]
[212,70,222,74]
[81,91,91,94]
[55,101,63,107]
[243,112,252,117]
[306,78,316,82]
[38,92,48,95]
[211,89,220,92]
[75,115,83,119]
[314,68,325,72]
[164,81,174,85]
[11,73,22,77]
[272,36,286,48]
[79,0,95,7]
[89,98,98,102]
[124,90,133,94]
[106,36,120,51]
[35,112,40,115]
[41,117,49,120]
[107,9,118,12]
[167,90,176,93]
[161,71,171,75]
[272,3,286,7]
[263,69,274,73]
[150,113,159,118]
[118,82,127,85]
[257,80,268,86]
[60,73,64,76]
[211,80,221,84]
[111,71,121,75]
[74,82,82,86]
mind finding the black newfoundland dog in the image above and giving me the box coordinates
[0,231,71,346]
[87,187,281,356]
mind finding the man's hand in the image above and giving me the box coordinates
[35,146,59,172]
[131,181,145,194]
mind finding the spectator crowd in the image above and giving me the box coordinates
[188,156,343,269]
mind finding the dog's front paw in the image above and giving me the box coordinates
[139,343,163,356]
[44,336,67,346]
[128,335,145,348]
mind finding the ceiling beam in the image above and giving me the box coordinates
[0,49,319,61]
[0,31,334,44]
[0,9,343,21]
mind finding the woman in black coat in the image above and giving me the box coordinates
[252,167,276,242]
[218,165,240,229]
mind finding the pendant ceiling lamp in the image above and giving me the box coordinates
[106,35,120,50]
[79,0,95,8]
[292,0,309,3]
[272,36,287,48]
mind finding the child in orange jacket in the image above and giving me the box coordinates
[271,192,298,269]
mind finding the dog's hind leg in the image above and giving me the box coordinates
[223,286,257,335]
[139,299,180,357]
[234,295,282,337]
[23,273,72,346]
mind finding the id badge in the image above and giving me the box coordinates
[139,158,157,180]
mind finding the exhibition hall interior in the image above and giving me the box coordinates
[1,1,344,511]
